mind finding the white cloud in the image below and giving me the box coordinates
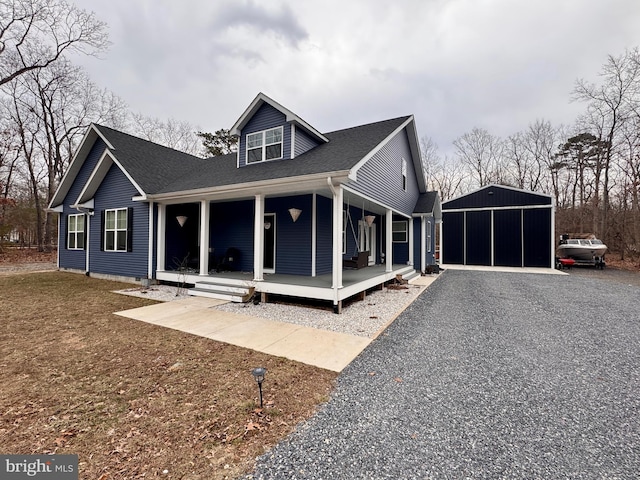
[71,0,640,154]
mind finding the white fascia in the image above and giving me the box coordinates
[146,171,351,203]
[348,116,414,182]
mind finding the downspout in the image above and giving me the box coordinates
[85,214,90,275]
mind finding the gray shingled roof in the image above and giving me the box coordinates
[94,125,208,194]
[96,116,411,195]
[413,191,439,214]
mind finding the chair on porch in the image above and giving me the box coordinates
[217,247,241,272]
[343,251,369,269]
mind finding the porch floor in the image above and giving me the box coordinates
[166,264,408,287]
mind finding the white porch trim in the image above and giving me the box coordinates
[385,209,393,272]
[253,194,265,281]
[408,216,414,267]
[157,204,166,271]
[148,201,154,279]
[199,200,210,276]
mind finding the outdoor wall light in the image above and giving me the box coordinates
[176,215,188,227]
[288,208,302,222]
[251,367,267,408]
[364,215,375,226]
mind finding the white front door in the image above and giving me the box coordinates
[359,220,376,265]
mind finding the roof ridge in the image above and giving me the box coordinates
[322,115,411,136]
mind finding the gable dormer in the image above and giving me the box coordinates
[231,93,329,168]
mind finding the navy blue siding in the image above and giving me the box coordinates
[265,195,313,275]
[316,195,333,275]
[494,209,522,267]
[59,139,106,271]
[444,185,551,210]
[442,211,464,264]
[466,210,492,265]
[90,164,148,278]
[347,129,420,216]
[294,127,321,157]
[209,200,255,272]
[165,203,201,271]
[238,104,291,167]
[523,209,552,267]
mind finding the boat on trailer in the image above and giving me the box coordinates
[557,234,607,266]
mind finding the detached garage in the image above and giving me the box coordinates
[441,184,555,268]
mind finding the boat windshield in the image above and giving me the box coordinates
[591,239,603,245]
[579,240,590,245]
[567,239,580,244]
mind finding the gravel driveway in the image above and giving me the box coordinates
[247,269,640,479]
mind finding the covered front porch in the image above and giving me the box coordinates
[156,263,417,313]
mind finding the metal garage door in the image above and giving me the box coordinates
[442,211,464,264]
[494,209,522,267]
[466,211,491,265]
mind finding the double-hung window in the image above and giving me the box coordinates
[104,208,128,251]
[246,127,283,163]
[392,220,408,243]
[67,214,85,249]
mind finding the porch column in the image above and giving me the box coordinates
[199,200,210,275]
[157,203,166,271]
[420,216,427,273]
[408,216,414,267]
[253,194,264,281]
[85,214,90,273]
[148,201,154,279]
[332,186,343,289]
[385,209,393,272]
[312,193,317,277]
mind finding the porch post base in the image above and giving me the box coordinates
[261,292,269,304]
[333,300,342,314]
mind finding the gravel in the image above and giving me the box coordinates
[246,269,640,479]
[114,282,428,338]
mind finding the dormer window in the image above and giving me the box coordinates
[247,126,283,163]
[401,158,407,191]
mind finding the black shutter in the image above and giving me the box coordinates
[100,210,105,251]
[126,207,133,252]
[65,215,69,249]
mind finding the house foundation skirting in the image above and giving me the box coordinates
[155,264,415,305]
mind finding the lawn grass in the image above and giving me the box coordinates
[0,272,338,479]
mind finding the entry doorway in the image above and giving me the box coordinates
[358,220,376,266]
[264,213,276,273]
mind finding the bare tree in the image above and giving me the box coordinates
[453,127,504,188]
[573,48,640,238]
[0,0,108,87]
[130,113,202,155]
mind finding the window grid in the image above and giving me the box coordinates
[105,208,127,252]
[392,220,408,243]
[67,214,84,250]
[246,127,283,163]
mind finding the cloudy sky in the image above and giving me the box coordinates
[72,0,640,155]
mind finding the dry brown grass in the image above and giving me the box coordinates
[0,272,337,479]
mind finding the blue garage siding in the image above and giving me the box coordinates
[59,139,107,271]
[209,200,255,272]
[238,104,291,167]
[316,195,333,275]
[90,164,148,278]
[294,127,321,157]
[266,195,313,275]
[347,129,419,216]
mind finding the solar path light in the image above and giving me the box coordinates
[251,367,267,408]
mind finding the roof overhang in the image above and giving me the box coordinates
[348,116,426,192]
[145,171,352,204]
[74,150,145,206]
[230,92,329,144]
[48,124,114,209]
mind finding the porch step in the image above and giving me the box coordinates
[188,281,255,303]
[403,270,421,283]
